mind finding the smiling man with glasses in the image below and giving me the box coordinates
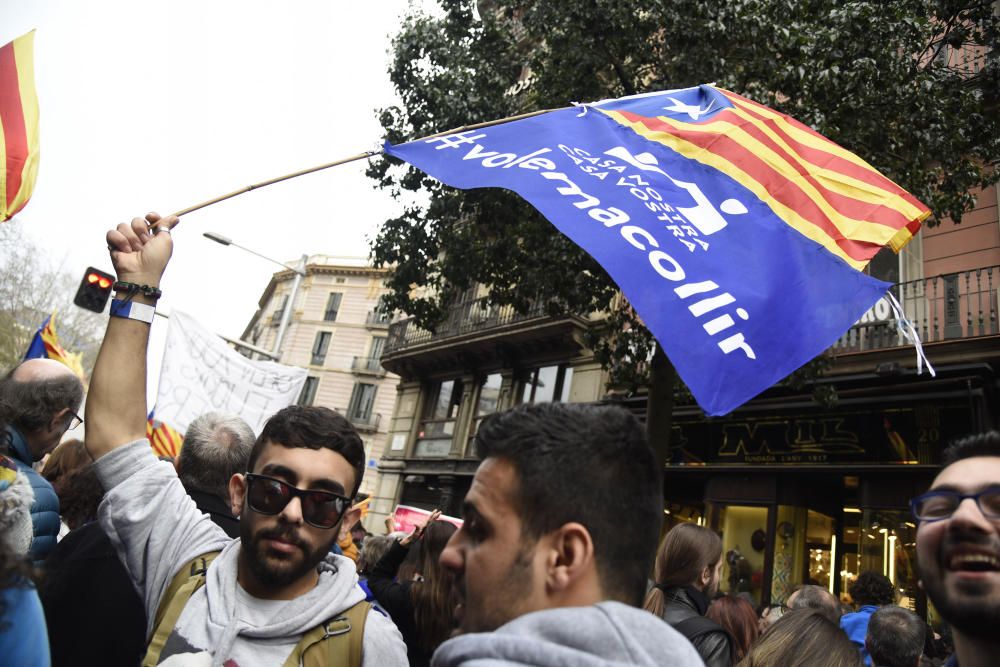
[913,431,1000,667]
[84,213,406,667]
[0,357,84,562]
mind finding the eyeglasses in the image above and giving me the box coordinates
[67,411,84,431]
[910,487,1000,522]
[244,473,350,529]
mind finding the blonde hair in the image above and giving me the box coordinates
[643,523,723,616]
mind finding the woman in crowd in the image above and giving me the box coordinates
[368,514,459,667]
[739,608,862,667]
[707,595,759,663]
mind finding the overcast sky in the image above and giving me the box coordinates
[2,1,426,400]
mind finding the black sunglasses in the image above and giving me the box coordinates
[245,473,351,529]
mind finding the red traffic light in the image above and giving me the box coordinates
[86,273,112,289]
[74,267,116,313]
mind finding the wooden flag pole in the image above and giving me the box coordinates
[169,106,565,218]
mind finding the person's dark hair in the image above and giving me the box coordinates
[942,430,1000,466]
[643,523,723,616]
[57,464,104,531]
[248,406,365,496]
[707,595,759,663]
[410,521,460,653]
[739,609,863,667]
[180,412,255,500]
[849,571,896,607]
[0,366,83,433]
[474,402,662,606]
[865,605,925,667]
[789,584,842,624]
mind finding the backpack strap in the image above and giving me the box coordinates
[282,600,371,667]
[143,552,221,667]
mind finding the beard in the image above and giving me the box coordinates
[921,573,1000,639]
[240,517,333,590]
[459,542,536,634]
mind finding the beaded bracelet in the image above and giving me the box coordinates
[112,281,162,300]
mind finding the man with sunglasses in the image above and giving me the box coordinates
[912,431,1000,667]
[84,213,407,666]
[0,357,84,561]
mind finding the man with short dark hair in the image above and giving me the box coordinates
[865,605,925,667]
[786,583,842,626]
[913,431,1000,667]
[0,358,84,561]
[86,213,406,666]
[434,402,703,665]
[842,571,896,666]
[178,412,255,537]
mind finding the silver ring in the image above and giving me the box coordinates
[152,227,171,235]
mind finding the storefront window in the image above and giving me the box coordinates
[716,505,768,606]
[857,509,919,610]
[805,510,835,595]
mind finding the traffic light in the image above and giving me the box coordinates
[73,267,115,313]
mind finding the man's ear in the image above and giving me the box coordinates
[48,407,71,432]
[545,522,595,593]
[338,506,363,541]
[229,473,247,518]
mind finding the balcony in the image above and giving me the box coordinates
[349,411,381,432]
[365,311,393,328]
[382,295,589,375]
[832,266,998,354]
[351,356,386,376]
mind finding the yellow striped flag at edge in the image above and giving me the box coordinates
[23,312,85,379]
[1,30,40,222]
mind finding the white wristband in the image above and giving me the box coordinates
[110,299,155,324]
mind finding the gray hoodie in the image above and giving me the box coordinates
[96,439,407,667]
[431,601,705,667]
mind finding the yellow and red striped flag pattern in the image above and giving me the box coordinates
[0,31,40,222]
[146,416,184,459]
[599,88,929,271]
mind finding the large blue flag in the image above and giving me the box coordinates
[385,85,929,415]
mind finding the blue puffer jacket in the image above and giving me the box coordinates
[6,426,60,562]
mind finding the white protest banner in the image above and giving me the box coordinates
[154,310,307,435]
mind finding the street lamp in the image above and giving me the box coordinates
[203,232,308,361]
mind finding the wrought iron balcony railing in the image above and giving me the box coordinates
[833,266,998,353]
[365,311,393,328]
[386,296,551,354]
[351,356,386,375]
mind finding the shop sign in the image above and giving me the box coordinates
[668,404,968,465]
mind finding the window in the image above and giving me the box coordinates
[368,336,387,362]
[324,292,343,322]
[347,383,377,424]
[270,294,288,325]
[298,376,319,406]
[311,331,332,365]
[415,379,464,457]
[467,373,503,454]
[520,364,573,404]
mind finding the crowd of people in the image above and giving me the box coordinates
[0,212,996,666]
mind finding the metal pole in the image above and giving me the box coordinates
[272,254,308,361]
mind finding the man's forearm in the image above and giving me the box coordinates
[85,293,155,459]
[85,214,177,460]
